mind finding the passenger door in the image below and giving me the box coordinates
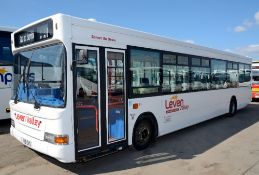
[105,49,126,144]
[74,46,126,153]
[74,46,101,152]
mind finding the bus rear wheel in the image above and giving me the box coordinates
[228,98,237,117]
[133,119,152,150]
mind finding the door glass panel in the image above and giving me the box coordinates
[107,51,125,142]
[75,48,99,151]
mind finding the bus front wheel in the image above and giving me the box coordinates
[133,119,152,150]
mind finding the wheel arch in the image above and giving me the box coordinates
[132,112,159,141]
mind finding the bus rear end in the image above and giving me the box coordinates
[252,61,259,100]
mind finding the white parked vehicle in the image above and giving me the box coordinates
[10,14,251,163]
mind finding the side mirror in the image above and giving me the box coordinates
[72,49,88,70]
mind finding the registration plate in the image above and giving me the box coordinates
[21,138,32,147]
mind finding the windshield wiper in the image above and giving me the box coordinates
[25,58,41,109]
[14,60,28,104]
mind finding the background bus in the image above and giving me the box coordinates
[252,61,259,100]
[0,27,15,120]
[10,14,251,163]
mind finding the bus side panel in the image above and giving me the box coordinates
[0,66,12,120]
[0,88,11,119]
[127,88,250,146]
[236,87,252,109]
[128,96,162,146]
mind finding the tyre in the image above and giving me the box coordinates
[228,98,237,117]
[133,119,152,150]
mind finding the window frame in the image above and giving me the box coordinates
[190,56,211,91]
[127,45,251,99]
[129,46,162,97]
[161,53,177,93]
[226,61,239,88]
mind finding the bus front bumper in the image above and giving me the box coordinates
[10,126,75,163]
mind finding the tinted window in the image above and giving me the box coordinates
[162,53,177,93]
[0,33,14,65]
[191,67,210,90]
[245,64,251,84]
[211,59,227,89]
[202,58,210,67]
[239,63,245,84]
[233,63,238,69]
[177,55,188,65]
[162,65,176,92]
[227,62,233,69]
[176,65,189,92]
[226,61,238,88]
[130,49,160,95]
[163,54,176,64]
[163,54,191,92]
[192,57,201,66]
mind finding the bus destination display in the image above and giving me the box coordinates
[14,20,53,47]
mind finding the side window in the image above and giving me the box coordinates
[244,64,251,85]
[239,63,245,86]
[130,49,160,95]
[176,55,189,92]
[211,59,227,89]
[226,62,238,88]
[162,54,176,93]
[191,58,210,91]
[0,35,14,66]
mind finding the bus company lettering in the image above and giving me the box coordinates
[0,68,12,85]
[15,113,42,128]
[91,35,116,42]
[165,95,189,114]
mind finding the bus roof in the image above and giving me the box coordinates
[12,13,252,64]
[0,26,16,32]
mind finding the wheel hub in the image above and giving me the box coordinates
[137,127,150,143]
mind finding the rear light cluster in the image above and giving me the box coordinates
[44,132,69,145]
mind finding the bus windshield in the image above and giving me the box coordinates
[13,43,66,108]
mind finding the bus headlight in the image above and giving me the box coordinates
[44,132,69,145]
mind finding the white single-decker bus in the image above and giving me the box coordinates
[10,14,251,163]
